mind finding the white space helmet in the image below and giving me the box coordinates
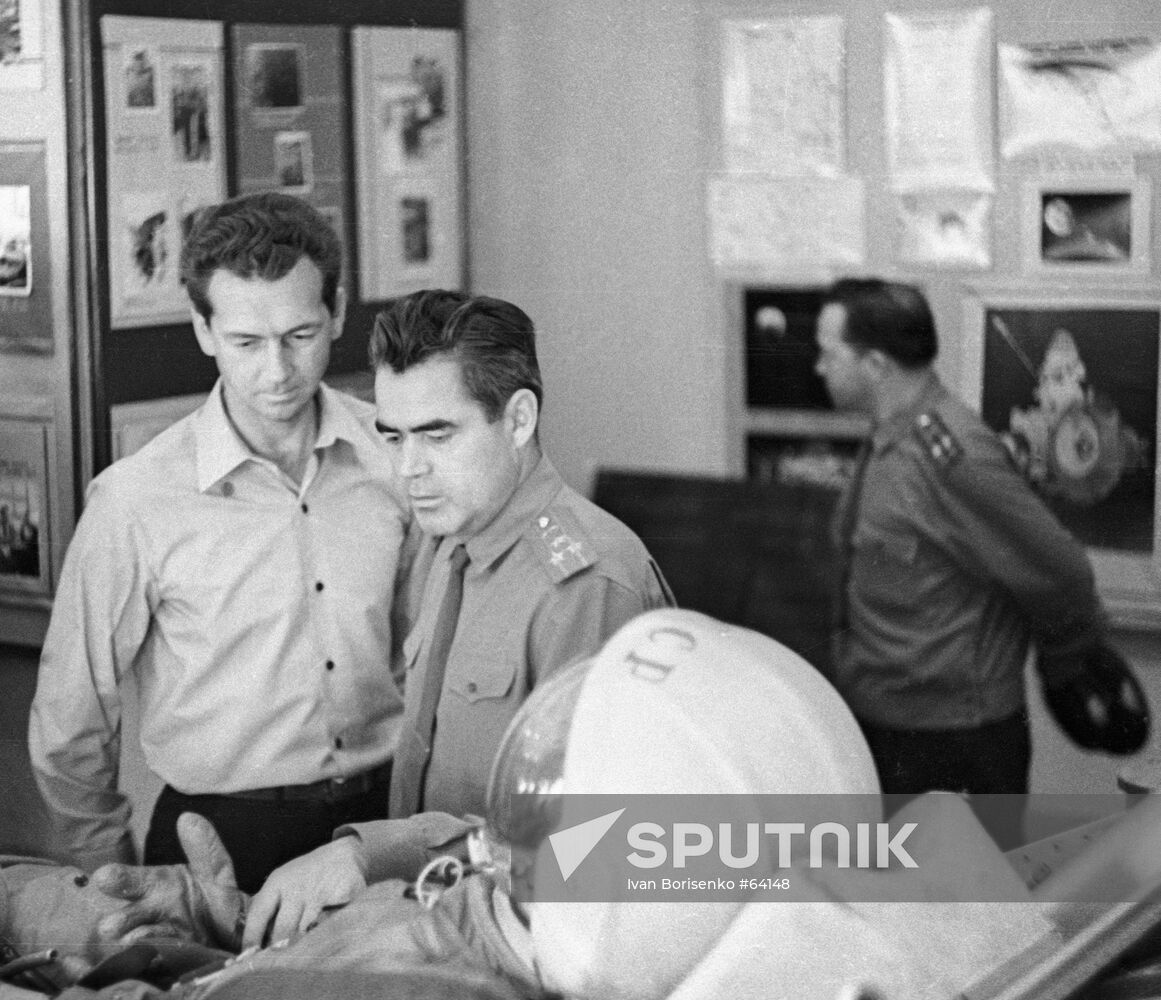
[484,609,880,1000]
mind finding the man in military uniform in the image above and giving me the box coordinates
[241,289,673,945]
[815,278,1144,842]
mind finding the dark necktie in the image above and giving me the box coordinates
[390,542,470,818]
[834,439,872,632]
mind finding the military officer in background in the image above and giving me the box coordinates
[243,289,674,944]
[815,278,1147,843]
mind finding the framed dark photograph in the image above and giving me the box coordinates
[1022,177,1151,276]
[963,288,1161,627]
[744,287,831,410]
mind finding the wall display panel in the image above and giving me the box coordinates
[233,23,347,254]
[0,416,50,596]
[963,288,1161,629]
[101,16,227,329]
[0,140,52,352]
[352,25,463,302]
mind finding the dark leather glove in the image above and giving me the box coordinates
[1041,644,1150,755]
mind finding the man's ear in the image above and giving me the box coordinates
[191,308,217,358]
[863,348,892,381]
[329,286,348,342]
[506,388,539,448]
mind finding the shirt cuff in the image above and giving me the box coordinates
[72,831,137,873]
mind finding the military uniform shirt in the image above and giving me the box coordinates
[831,373,1104,729]
[349,456,673,877]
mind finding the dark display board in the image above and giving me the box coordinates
[81,0,464,472]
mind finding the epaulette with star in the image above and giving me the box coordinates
[530,508,595,583]
[914,411,963,468]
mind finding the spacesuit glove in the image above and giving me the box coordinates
[90,812,246,952]
[1040,643,1150,755]
[242,834,369,950]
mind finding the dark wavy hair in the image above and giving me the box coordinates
[369,290,544,421]
[180,192,342,322]
[822,278,938,369]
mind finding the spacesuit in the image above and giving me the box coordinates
[0,610,1145,999]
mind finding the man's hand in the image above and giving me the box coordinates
[91,811,246,950]
[243,835,369,949]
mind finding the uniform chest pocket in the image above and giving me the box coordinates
[851,524,918,568]
[447,659,518,704]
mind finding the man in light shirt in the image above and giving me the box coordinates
[29,193,408,893]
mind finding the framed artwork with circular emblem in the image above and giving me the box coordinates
[963,287,1161,628]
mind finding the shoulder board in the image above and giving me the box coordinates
[914,411,963,468]
[530,507,595,583]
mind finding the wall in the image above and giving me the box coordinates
[464,0,1161,796]
[1,0,77,645]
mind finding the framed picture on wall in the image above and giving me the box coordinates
[743,286,831,410]
[1022,177,1152,276]
[0,417,50,596]
[962,287,1161,628]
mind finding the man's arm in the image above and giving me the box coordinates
[28,479,153,870]
[932,429,1105,656]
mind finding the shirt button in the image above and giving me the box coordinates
[221,481,234,498]
[301,503,309,514]
[325,659,335,671]
[315,581,324,592]
[466,681,478,694]
[335,737,343,749]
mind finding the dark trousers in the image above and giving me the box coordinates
[144,770,391,894]
[857,709,1031,849]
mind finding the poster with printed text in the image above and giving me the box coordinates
[0,0,43,90]
[352,25,463,301]
[101,16,226,328]
[1000,38,1161,157]
[720,16,845,176]
[883,7,994,192]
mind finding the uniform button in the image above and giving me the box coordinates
[74,872,89,887]
[335,737,343,749]
[315,581,324,592]
[301,503,309,514]
[538,516,549,528]
[466,681,478,694]
[325,659,335,671]
[221,481,234,498]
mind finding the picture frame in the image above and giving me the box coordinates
[1022,177,1151,276]
[0,416,51,596]
[962,287,1161,628]
[743,286,831,410]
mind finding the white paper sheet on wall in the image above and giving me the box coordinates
[720,16,845,177]
[707,174,865,270]
[883,7,994,192]
[999,37,1161,158]
[894,190,991,270]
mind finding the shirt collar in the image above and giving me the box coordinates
[457,453,561,570]
[871,370,945,454]
[194,380,358,493]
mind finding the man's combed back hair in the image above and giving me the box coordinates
[370,290,545,421]
[181,192,343,322]
[822,278,938,369]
